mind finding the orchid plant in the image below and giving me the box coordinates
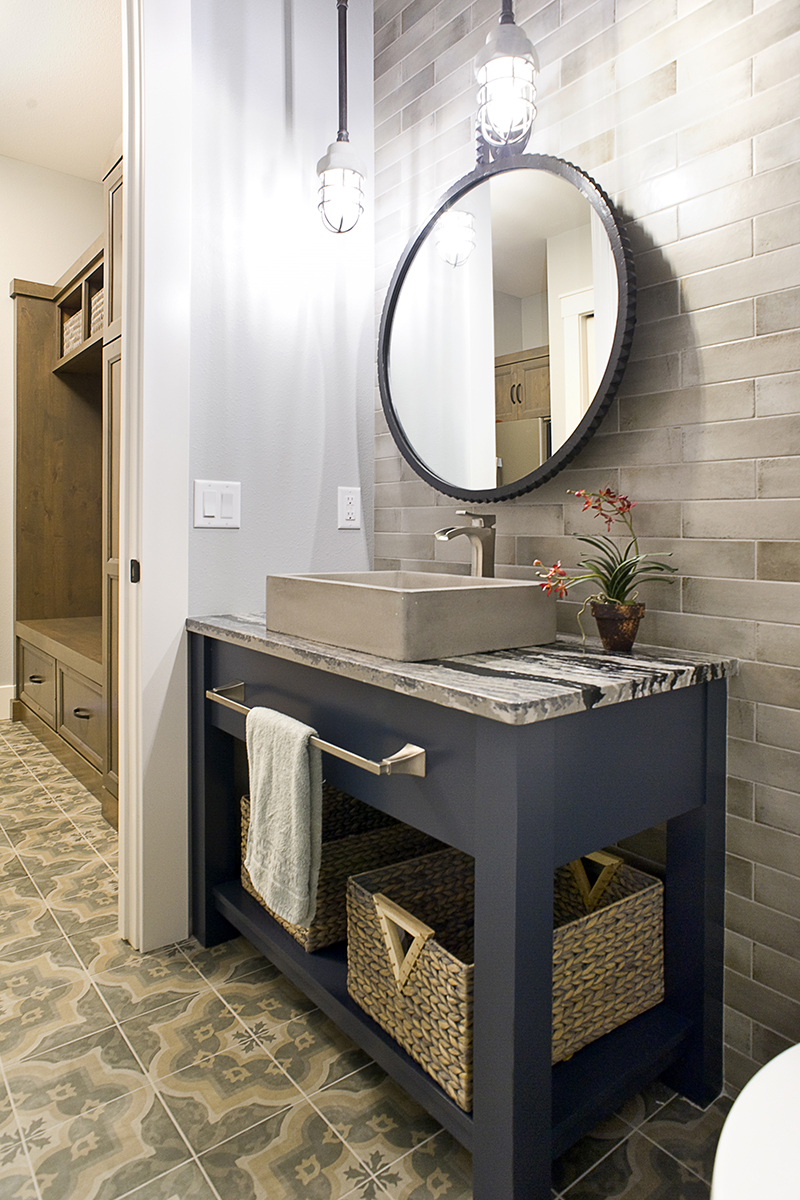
[535,488,677,605]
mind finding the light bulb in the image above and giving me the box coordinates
[317,141,365,234]
[475,19,538,152]
[434,210,476,267]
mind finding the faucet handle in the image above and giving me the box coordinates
[456,510,496,528]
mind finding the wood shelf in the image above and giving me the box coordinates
[53,330,104,375]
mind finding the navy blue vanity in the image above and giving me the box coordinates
[189,614,733,1200]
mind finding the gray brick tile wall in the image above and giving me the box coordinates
[374,0,800,1094]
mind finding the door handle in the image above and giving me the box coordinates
[28,674,46,684]
[73,708,92,720]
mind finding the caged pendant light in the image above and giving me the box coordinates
[475,0,538,157]
[317,0,365,233]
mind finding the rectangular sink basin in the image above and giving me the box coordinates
[266,570,556,662]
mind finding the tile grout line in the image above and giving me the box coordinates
[0,1040,44,1199]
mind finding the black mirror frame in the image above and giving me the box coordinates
[377,153,637,502]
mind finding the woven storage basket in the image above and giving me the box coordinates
[241,784,442,952]
[347,848,663,1112]
[62,309,82,355]
[90,290,104,336]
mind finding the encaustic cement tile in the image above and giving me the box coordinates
[92,953,207,1023]
[0,976,113,1065]
[372,1129,473,1200]
[121,989,256,1077]
[179,936,269,988]
[214,966,318,1035]
[24,1084,192,1200]
[264,1009,371,1098]
[561,1130,710,1199]
[154,1038,307,1155]
[310,1062,442,1173]
[198,1100,374,1200]
[120,1158,221,1199]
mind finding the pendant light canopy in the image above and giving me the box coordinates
[317,0,365,233]
[475,0,538,156]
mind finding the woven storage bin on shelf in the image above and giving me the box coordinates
[62,310,82,355]
[241,784,442,952]
[90,290,104,336]
[347,847,474,1111]
[347,849,664,1112]
[552,860,664,1063]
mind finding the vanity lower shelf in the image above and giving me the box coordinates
[213,878,694,1159]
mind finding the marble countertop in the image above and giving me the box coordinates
[187,612,737,727]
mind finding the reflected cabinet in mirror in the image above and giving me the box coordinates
[378,155,636,502]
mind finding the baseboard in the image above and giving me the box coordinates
[0,686,16,720]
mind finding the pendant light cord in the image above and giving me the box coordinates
[500,0,515,24]
[337,0,350,143]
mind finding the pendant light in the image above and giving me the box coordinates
[317,0,365,233]
[475,0,538,156]
[434,210,476,267]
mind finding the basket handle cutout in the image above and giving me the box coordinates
[373,893,434,992]
[568,851,622,913]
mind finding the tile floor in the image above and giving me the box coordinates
[0,718,732,1200]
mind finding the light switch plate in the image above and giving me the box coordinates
[194,480,241,528]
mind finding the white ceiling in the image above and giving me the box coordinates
[0,0,122,183]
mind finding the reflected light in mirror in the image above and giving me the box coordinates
[435,210,476,266]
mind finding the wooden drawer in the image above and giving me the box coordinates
[18,640,57,725]
[58,667,104,769]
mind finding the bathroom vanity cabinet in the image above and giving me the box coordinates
[189,615,733,1200]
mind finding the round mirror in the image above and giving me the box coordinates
[378,154,636,502]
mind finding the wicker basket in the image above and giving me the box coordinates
[347,848,663,1112]
[241,785,442,952]
[90,290,104,336]
[62,309,82,355]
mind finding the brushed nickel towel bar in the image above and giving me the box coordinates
[206,682,426,777]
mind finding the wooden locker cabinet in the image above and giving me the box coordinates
[12,151,122,828]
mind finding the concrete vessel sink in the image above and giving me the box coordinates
[266,570,556,662]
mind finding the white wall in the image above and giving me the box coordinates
[188,0,375,614]
[0,156,103,718]
[121,0,375,951]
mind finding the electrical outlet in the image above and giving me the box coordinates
[338,486,362,529]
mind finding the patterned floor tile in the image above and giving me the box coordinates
[4,1024,149,1131]
[639,1095,731,1185]
[561,1130,710,1199]
[180,936,268,987]
[121,988,252,1076]
[37,859,119,931]
[122,1158,221,1199]
[67,924,172,977]
[92,951,206,1023]
[0,939,86,998]
[198,1100,373,1200]
[266,1009,371,1097]
[25,1084,192,1200]
[311,1062,441,1173]
[155,1038,306,1154]
[0,875,65,957]
[373,1129,472,1200]
[0,1146,38,1199]
[552,1114,631,1194]
[215,965,318,1034]
[0,974,114,1064]
[614,1080,676,1130]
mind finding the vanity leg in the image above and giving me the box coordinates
[662,679,726,1104]
[190,634,239,947]
[472,719,555,1200]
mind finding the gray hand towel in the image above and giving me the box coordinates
[244,707,323,927]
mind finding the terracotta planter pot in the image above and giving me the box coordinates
[590,601,645,653]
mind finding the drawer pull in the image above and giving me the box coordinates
[28,674,46,684]
[73,707,92,720]
[206,682,426,777]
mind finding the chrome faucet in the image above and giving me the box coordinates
[434,511,496,578]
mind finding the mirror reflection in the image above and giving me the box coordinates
[387,168,620,492]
